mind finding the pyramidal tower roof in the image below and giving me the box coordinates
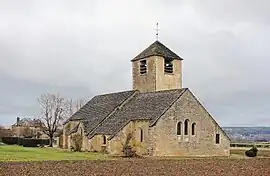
[131,40,183,61]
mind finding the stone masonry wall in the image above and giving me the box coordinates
[132,56,182,93]
[150,89,230,156]
[155,56,182,91]
[132,56,156,93]
[62,121,78,149]
[88,134,109,152]
[108,120,149,156]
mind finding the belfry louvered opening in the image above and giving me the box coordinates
[140,60,147,74]
[164,58,173,73]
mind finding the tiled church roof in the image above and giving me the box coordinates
[66,88,187,139]
[68,90,137,134]
[90,88,187,138]
[131,40,183,61]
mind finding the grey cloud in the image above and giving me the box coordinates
[0,72,91,125]
[0,0,270,126]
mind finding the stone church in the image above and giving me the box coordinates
[60,40,230,156]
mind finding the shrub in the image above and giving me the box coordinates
[23,138,50,147]
[2,137,19,145]
[18,138,23,145]
[71,133,83,152]
[245,145,258,157]
[22,138,39,147]
[122,132,138,157]
[1,137,49,147]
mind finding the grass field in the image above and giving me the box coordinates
[0,144,269,162]
[0,145,109,162]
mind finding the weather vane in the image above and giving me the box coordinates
[155,22,160,40]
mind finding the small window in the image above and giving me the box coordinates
[191,123,196,135]
[103,135,106,145]
[140,128,143,142]
[164,58,173,73]
[215,134,220,144]
[184,119,189,135]
[177,122,182,135]
[140,60,147,74]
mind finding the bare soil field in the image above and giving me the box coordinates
[1,158,270,176]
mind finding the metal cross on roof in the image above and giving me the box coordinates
[155,22,160,40]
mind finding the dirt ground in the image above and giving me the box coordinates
[1,158,270,176]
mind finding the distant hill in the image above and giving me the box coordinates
[222,127,270,142]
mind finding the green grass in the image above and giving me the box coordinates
[0,145,110,162]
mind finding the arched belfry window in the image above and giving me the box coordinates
[177,122,182,135]
[192,123,196,135]
[140,60,147,74]
[184,119,189,135]
[164,58,173,73]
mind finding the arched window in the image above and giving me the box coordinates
[140,128,143,142]
[177,122,182,135]
[184,119,189,135]
[103,135,106,145]
[192,123,196,135]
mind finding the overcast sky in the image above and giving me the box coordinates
[0,0,269,127]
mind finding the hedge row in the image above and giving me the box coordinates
[1,137,50,147]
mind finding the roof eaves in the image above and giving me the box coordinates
[131,54,183,62]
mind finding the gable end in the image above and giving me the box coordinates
[149,88,188,127]
[185,89,231,141]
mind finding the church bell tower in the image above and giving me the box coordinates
[131,40,183,93]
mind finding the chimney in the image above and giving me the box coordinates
[16,117,20,126]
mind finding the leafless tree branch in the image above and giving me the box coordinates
[37,93,70,147]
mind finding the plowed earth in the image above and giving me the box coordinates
[1,158,270,176]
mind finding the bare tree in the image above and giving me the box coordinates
[68,98,87,116]
[37,93,70,147]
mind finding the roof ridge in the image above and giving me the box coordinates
[92,90,136,97]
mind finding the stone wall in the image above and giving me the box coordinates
[132,56,156,93]
[88,135,108,152]
[62,121,78,149]
[150,89,230,156]
[77,123,89,151]
[108,120,149,156]
[132,56,182,93]
[155,56,182,91]
[63,122,90,151]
